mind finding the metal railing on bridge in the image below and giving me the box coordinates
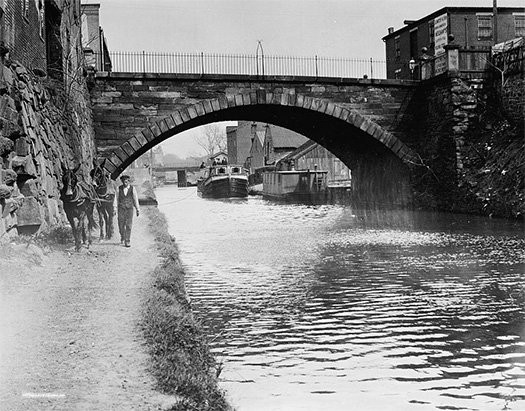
[103,51,387,79]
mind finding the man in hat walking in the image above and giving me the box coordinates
[117,175,140,247]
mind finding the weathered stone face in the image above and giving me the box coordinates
[0,59,95,238]
[91,74,419,172]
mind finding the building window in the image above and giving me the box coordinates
[515,13,525,37]
[477,14,493,40]
[394,36,400,60]
[428,21,435,47]
[410,28,418,60]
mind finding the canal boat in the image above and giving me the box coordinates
[262,169,328,203]
[197,164,249,198]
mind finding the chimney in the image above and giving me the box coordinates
[388,27,394,34]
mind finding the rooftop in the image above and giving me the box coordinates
[382,6,524,40]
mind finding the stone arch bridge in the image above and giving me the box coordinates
[91,73,422,205]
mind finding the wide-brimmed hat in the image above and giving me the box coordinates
[120,174,131,181]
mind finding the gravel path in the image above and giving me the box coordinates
[0,211,178,410]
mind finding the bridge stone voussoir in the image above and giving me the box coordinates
[303,96,313,110]
[371,125,384,140]
[104,158,117,174]
[225,95,236,108]
[108,153,123,169]
[295,94,304,107]
[389,138,405,157]
[380,132,395,147]
[337,108,350,122]
[121,141,135,157]
[271,93,282,105]
[242,93,251,106]
[265,93,274,104]
[332,105,342,118]
[280,93,289,106]
[310,98,321,111]
[256,90,266,104]
[164,115,175,130]
[194,102,206,117]
[180,108,191,123]
[141,127,155,142]
[325,102,336,116]
[187,106,198,119]
[134,131,149,147]
[366,122,380,139]
[210,98,221,112]
[114,146,128,163]
[249,92,257,104]
[346,110,358,125]
[287,93,297,106]
[352,113,366,129]
[128,136,142,152]
[171,111,184,126]
[203,100,213,114]
[234,95,243,106]
[158,119,169,134]
[149,123,162,138]
[316,100,328,114]
[359,119,373,134]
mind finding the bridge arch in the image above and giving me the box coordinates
[101,90,417,179]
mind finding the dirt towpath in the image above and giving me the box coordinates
[0,209,178,410]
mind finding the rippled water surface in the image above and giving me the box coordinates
[156,186,525,411]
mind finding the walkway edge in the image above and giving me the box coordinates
[142,207,232,411]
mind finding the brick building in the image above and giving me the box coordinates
[383,6,524,79]
[81,3,111,72]
[0,0,85,79]
[226,121,264,165]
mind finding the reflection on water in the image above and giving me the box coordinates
[156,186,525,411]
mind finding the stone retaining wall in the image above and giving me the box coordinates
[0,59,95,239]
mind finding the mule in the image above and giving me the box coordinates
[90,159,115,240]
[60,165,98,251]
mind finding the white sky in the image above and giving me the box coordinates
[86,0,524,157]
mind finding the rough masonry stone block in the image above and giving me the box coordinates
[16,196,42,228]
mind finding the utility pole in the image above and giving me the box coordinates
[493,0,498,45]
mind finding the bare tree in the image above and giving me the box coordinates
[195,124,227,158]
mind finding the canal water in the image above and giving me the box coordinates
[156,186,525,411]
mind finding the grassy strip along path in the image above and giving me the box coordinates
[142,207,232,411]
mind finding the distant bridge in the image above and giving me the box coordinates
[153,165,201,173]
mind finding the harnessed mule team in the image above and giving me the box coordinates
[60,160,117,251]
